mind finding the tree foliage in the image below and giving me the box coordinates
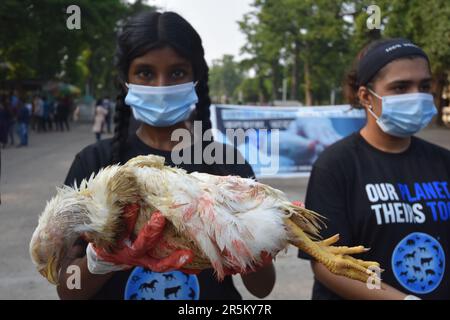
[234,0,449,113]
[0,0,156,97]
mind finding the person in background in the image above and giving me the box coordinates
[61,95,71,131]
[73,104,80,122]
[102,96,112,134]
[298,38,449,300]
[41,96,50,132]
[46,96,55,131]
[54,98,62,131]
[16,100,30,147]
[0,96,9,148]
[56,95,70,132]
[92,99,108,141]
[7,90,19,146]
[32,95,43,132]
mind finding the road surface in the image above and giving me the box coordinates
[1,123,448,299]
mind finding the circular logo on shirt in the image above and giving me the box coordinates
[124,267,200,300]
[392,232,445,294]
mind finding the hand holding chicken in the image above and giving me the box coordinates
[30,155,379,285]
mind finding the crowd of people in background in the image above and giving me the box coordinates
[0,90,34,148]
[0,90,114,148]
[0,90,70,148]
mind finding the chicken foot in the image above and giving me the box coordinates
[285,219,381,283]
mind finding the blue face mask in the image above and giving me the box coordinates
[367,89,437,138]
[125,82,198,127]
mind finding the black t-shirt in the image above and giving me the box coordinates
[64,132,255,300]
[298,132,450,300]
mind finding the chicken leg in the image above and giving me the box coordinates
[285,219,380,283]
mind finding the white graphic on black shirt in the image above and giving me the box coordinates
[365,182,449,225]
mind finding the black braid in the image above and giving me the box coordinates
[194,64,212,133]
[111,89,130,164]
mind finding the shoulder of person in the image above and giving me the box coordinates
[412,136,450,159]
[65,138,116,187]
[206,141,255,179]
[76,137,115,168]
[313,133,361,170]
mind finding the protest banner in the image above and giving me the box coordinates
[210,104,366,177]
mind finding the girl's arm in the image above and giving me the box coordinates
[56,241,114,300]
[311,261,408,300]
[241,262,276,298]
[57,211,194,300]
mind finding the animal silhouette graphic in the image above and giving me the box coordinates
[183,273,190,284]
[162,273,176,281]
[425,269,435,276]
[420,257,433,266]
[404,251,416,260]
[400,271,408,277]
[129,293,138,300]
[139,280,158,293]
[131,275,141,284]
[164,285,182,299]
[418,247,426,252]
[406,239,415,246]
[432,245,439,253]
[395,261,403,267]
[406,277,417,284]
[188,287,196,299]
[412,266,421,273]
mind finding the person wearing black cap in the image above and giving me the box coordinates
[298,38,450,300]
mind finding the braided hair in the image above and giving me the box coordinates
[112,11,212,164]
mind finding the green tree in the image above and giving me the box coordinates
[0,0,157,97]
[349,0,450,123]
[383,0,450,123]
[239,1,284,103]
[238,0,449,113]
[239,0,351,105]
[209,55,244,103]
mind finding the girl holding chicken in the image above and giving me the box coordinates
[57,11,275,300]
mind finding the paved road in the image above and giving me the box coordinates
[1,123,448,300]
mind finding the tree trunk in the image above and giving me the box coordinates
[258,75,265,105]
[303,54,313,106]
[291,40,300,101]
[271,59,281,101]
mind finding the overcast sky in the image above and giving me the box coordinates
[144,0,254,64]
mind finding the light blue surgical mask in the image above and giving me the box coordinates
[125,81,198,127]
[367,89,437,138]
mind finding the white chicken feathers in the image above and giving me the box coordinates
[31,154,380,284]
[124,164,290,275]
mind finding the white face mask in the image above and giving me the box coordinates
[367,89,437,138]
[125,82,198,127]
